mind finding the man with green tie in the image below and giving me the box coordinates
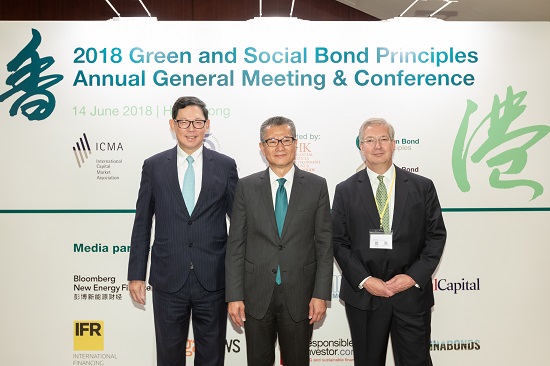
[225,116,333,366]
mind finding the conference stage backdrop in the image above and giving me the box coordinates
[0,19,549,366]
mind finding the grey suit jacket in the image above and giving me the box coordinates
[225,166,333,322]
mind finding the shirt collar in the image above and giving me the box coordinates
[177,145,203,162]
[269,165,295,185]
[366,164,394,185]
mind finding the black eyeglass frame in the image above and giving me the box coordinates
[262,137,296,147]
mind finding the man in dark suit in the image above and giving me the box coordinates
[225,116,333,366]
[127,96,238,366]
[333,118,446,366]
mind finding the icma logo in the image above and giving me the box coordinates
[73,133,92,167]
[74,321,104,351]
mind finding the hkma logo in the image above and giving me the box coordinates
[74,321,104,351]
[0,28,63,121]
[73,133,92,168]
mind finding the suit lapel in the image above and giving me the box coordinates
[258,169,279,238]
[281,166,304,241]
[193,147,214,216]
[165,146,188,214]
[392,166,409,231]
[355,169,381,228]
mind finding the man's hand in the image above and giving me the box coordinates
[308,298,327,325]
[385,274,415,294]
[129,280,146,305]
[363,277,394,297]
[228,301,246,327]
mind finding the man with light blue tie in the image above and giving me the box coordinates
[225,116,333,366]
[127,96,238,366]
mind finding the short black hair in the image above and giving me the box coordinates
[171,96,208,120]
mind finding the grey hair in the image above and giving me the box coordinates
[358,118,395,141]
[260,116,297,141]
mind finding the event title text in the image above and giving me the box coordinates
[73,46,479,90]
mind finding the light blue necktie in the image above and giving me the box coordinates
[182,156,195,214]
[274,178,288,285]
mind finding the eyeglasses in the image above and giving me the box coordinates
[262,137,296,147]
[174,119,206,129]
[360,136,392,146]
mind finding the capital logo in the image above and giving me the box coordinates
[72,133,92,168]
[452,85,549,201]
[433,277,480,294]
[74,320,104,351]
[0,28,63,121]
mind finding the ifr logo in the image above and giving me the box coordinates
[74,320,104,351]
[73,133,91,167]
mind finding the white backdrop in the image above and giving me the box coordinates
[0,19,549,365]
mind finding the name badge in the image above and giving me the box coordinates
[369,229,393,250]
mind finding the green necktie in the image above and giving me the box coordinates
[376,175,390,233]
[274,178,287,285]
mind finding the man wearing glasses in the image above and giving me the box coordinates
[332,118,446,366]
[127,96,238,366]
[225,116,333,366]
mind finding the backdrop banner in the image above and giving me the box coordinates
[0,19,549,366]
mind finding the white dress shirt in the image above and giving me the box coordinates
[176,145,204,206]
[268,165,295,207]
[359,164,396,289]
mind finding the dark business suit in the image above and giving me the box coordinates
[128,145,238,366]
[225,166,333,365]
[332,166,446,366]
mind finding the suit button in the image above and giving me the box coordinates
[278,245,283,250]
[189,243,193,247]
[188,221,192,225]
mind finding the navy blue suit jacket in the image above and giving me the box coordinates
[128,146,238,293]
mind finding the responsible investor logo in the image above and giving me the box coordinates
[74,321,104,351]
[452,85,550,201]
[0,28,63,121]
